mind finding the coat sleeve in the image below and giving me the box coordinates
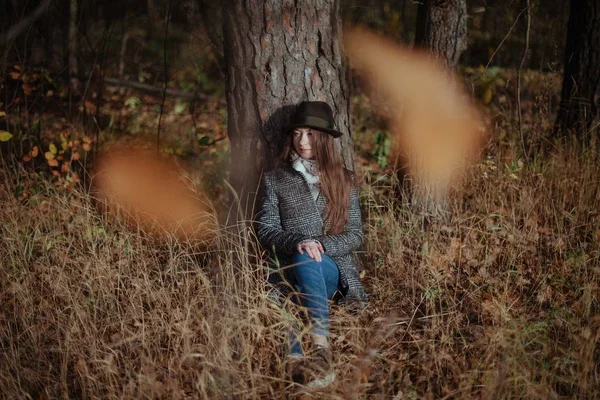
[315,185,363,257]
[254,172,310,255]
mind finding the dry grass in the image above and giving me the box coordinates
[1,106,599,398]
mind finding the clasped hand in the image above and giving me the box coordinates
[296,240,324,262]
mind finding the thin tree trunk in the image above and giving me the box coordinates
[69,0,80,93]
[555,0,600,141]
[222,0,353,215]
[414,0,468,70]
[146,0,161,40]
[196,0,225,75]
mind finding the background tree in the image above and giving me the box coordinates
[69,0,80,93]
[555,0,600,139]
[414,0,468,70]
[222,0,353,213]
[399,0,468,217]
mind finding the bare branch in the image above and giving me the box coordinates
[0,0,52,46]
[103,77,224,103]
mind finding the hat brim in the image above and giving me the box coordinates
[284,124,343,138]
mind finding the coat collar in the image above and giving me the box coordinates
[279,164,328,229]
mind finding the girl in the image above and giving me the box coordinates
[254,101,368,388]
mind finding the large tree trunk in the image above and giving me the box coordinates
[222,0,353,215]
[555,0,600,140]
[414,0,468,69]
[411,0,467,218]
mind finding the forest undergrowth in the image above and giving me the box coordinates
[1,82,599,398]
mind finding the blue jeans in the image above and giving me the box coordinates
[289,252,340,356]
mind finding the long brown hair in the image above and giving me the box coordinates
[280,129,352,234]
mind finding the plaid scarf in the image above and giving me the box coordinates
[291,152,321,200]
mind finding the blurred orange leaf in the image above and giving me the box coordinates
[95,148,217,241]
[344,27,485,197]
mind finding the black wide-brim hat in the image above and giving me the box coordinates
[285,101,343,138]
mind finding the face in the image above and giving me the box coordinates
[292,127,315,160]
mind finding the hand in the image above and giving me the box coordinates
[297,240,324,262]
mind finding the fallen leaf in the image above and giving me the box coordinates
[0,131,13,141]
[22,84,33,95]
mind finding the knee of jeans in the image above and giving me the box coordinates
[292,252,314,266]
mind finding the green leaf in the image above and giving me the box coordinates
[198,135,211,146]
[0,131,13,141]
[383,137,391,154]
[174,101,187,115]
[125,96,142,109]
[49,143,57,154]
[487,66,501,78]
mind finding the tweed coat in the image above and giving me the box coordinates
[255,164,367,302]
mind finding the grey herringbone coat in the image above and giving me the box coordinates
[255,164,367,301]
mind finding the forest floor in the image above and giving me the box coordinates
[1,67,599,398]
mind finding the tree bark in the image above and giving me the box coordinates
[222,0,353,214]
[410,0,468,219]
[555,0,600,140]
[414,0,468,69]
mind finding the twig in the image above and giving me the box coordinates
[0,0,52,46]
[93,23,115,165]
[482,7,527,76]
[517,0,531,161]
[157,0,174,156]
[398,293,426,343]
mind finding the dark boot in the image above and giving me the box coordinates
[286,356,306,385]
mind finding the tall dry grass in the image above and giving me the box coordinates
[1,110,599,398]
